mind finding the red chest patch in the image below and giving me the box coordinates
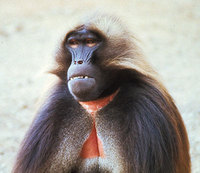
[79,90,119,159]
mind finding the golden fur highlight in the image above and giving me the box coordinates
[74,15,156,77]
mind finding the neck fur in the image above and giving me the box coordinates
[79,89,119,115]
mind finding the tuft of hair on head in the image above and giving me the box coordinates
[79,14,157,78]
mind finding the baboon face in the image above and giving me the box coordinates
[65,27,119,101]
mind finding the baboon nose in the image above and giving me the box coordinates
[74,60,83,65]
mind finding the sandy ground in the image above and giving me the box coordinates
[0,0,200,172]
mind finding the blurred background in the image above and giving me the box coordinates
[0,0,200,172]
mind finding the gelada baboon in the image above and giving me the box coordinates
[12,14,190,173]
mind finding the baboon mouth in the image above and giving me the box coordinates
[69,75,91,81]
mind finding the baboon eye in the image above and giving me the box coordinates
[86,39,97,47]
[68,39,79,48]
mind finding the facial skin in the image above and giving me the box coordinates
[66,29,113,101]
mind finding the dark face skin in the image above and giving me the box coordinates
[66,29,112,101]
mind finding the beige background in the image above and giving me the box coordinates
[0,0,200,172]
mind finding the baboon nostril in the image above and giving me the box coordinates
[77,60,83,64]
